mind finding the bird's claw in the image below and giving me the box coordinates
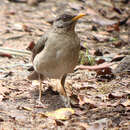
[35,99,48,108]
[60,95,71,108]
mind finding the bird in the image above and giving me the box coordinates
[28,12,85,107]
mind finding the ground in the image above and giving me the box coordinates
[0,0,130,129]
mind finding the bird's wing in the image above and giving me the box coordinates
[27,34,47,80]
[32,34,48,61]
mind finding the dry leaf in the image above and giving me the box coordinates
[121,100,130,107]
[45,108,75,120]
[92,15,118,26]
[75,63,113,71]
[21,106,33,111]
[108,92,126,99]
[78,94,97,108]
[0,95,4,102]
[88,118,112,130]
[26,41,35,51]
[0,53,12,58]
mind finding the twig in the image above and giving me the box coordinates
[5,35,25,40]
[0,47,31,56]
[0,63,32,70]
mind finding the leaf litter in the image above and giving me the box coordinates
[0,0,130,129]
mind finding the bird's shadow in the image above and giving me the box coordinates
[30,86,65,111]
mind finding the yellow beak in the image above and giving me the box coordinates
[72,13,86,21]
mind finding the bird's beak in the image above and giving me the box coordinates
[72,13,86,22]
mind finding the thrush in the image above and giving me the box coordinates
[28,12,85,107]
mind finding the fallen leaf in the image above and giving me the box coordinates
[96,67,115,81]
[0,53,12,58]
[0,86,10,96]
[96,59,106,65]
[22,24,31,32]
[96,67,112,76]
[17,106,33,111]
[55,120,64,126]
[113,7,122,15]
[88,118,112,130]
[0,116,4,122]
[108,92,126,99]
[119,17,129,26]
[75,63,113,71]
[73,122,89,129]
[26,41,35,51]
[78,95,97,108]
[112,41,128,48]
[92,15,118,26]
[111,55,125,62]
[4,71,13,78]
[121,100,130,107]
[94,49,103,56]
[113,55,130,74]
[106,23,120,32]
[45,108,75,120]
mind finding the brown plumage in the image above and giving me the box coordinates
[28,12,85,107]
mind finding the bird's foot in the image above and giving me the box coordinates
[60,95,71,108]
[35,99,48,108]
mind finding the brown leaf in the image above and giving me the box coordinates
[121,100,130,107]
[4,71,13,78]
[96,59,106,65]
[108,92,126,99]
[106,23,120,32]
[113,7,122,15]
[55,120,64,126]
[26,41,35,51]
[75,63,113,71]
[0,86,10,96]
[0,116,4,122]
[96,67,115,81]
[111,55,125,62]
[119,17,129,26]
[88,118,112,130]
[22,24,31,32]
[78,95,97,108]
[96,67,112,76]
[0,53,12,58]
[112,41,128,48]
[94,49,103,56]
[92,15,118,26]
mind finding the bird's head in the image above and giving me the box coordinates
[53,13,85,31]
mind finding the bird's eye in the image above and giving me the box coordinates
[63,15,67,19]
[62,14,73,22]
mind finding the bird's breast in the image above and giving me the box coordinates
[33,32,80,79]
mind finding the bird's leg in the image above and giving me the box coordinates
[60,74,71,108]
[35,74,48,108]
[38,77,42,102]
[36,74,43,105]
